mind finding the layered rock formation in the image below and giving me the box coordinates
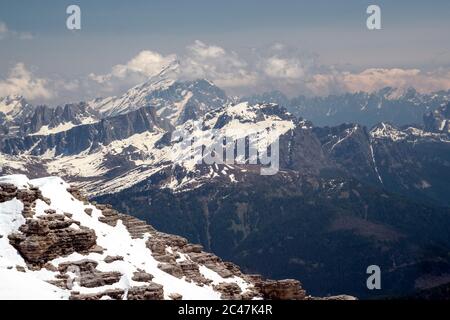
[0,175,325,300]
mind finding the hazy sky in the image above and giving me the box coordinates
[1,0,450,104]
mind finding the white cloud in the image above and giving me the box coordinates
[0,21,33,40]
[0,22,7,36]
[90,50,177,84]
[89,41,258,92]
[4,41,450,105]
[307,68,450,96]
[180,40,257,89]
[87,50,179,98]
[187,40,226,59]
[0,63,52,100]
[262,56,305,79]
[70,42,450,99]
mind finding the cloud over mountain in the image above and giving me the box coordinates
[0,63,52,100]
[4,41,450,105]
[308,68,450,96]
[86,41,450,99]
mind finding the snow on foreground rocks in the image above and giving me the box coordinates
[0,174,310,300]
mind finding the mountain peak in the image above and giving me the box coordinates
[0,95,31,119]
[88,76,228,126]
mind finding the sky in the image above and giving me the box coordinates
[1,0,450,105]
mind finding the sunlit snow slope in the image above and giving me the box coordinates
[0,174,308,300]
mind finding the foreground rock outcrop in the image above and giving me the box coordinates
[0,175,352,300]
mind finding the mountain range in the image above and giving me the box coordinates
[244,87,450,128]
[1,73,450,299]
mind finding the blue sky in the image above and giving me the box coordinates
[1,0,450,103]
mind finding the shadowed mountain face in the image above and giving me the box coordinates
[0,96,100,139]
[313,122,450,207]
[1,106,159,156]
[2,79,450,299]
[424,104,450,133]
[95,169,450,299]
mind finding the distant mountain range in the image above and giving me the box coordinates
[1,74,450,299]
[244,87,450,128]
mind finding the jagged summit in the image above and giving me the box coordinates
[88,77,228,127]
[0,102,295,195]
[0,95,31,119]
[370,121,450,143]
[0,174,314,300]
[0,96,34,131]
[88,59,228,126]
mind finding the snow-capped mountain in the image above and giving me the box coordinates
[0,102,296,196]
[1,99,449,202]
[88,63,180,118]
[244,87,450,127]
[0,95,33,121]
[0,96,100,138]
[424,103,450,133]
[88,63,228,127]
[1,93,450,299]
[0,174,313,300]
[0,95,34,136]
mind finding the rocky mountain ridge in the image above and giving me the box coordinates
[0,174,341,300]
[1,78,450,299]
[244,88,450,127]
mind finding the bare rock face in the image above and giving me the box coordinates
[132,270,154,283]
[179,261,211,285]
[144,231,267,291]
[67,187,89,203]
[182,243,204,253]
[169,293,183,300]
[104,255,124,263]
[0,184,19,203]
[146,237,167,255]
[70,289,125,300]
[147,234,222,286]
[77,271,122,288]
[0,183,50,218]
[97,205,120,227]
[157,263,183,279]
[256,279,307,300]
[55,259,122,289]
[58,259,98,273]
[8,216,97,266]
[153,233,189,248]
[127,283,164,300]
[94,202,154,238]
[188,252,233,278]
[214,282,243,300]
[118,214,154,239]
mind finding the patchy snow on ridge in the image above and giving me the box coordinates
[0,95,31,120]
[0,175,256,300]
[370,122,450,143]
[88,62,179,117]
[29,117,98,136]
[13,102,292,195]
